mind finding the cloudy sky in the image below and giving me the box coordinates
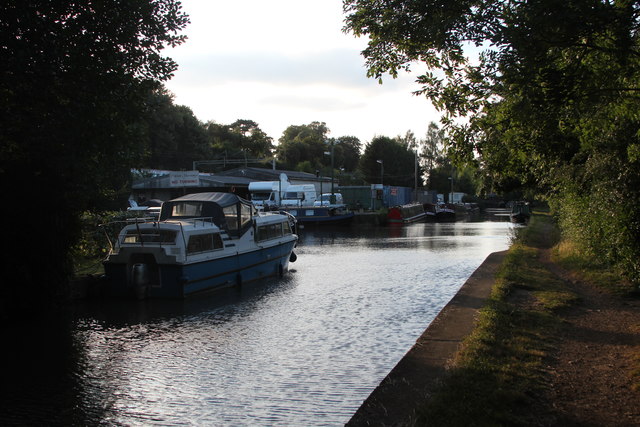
[164,0,441,145]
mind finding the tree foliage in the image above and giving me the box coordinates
[359,135,421,187]
[146,88,209,170]
[333,135,362,172]
[0,0,189,313]
[206,119,274,161]
[274,122,362,176]
[344,0,640,284]
[275,121,330,170]
[422,122,445,186]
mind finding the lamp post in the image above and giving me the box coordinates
[448,176,453,204]
[323,151,331,203]
[414,148,418,202]
[377,159,384,208]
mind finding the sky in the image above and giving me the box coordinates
[164,0,442,146]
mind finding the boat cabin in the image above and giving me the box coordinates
[159,192,257,237]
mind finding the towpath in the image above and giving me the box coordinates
[348,240,640,425]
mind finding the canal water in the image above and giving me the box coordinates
[2,220,515,426]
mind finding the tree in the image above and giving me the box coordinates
[205,119,274,162]
[344,0,640,284]
[228,119,274,158]
[146,88,210,170]
[333,135,362,172]
[0,0,189,315]
[422,122,444,187]
[275,121,330,170]
[359,135,421,187]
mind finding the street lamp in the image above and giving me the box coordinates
[448,176,453,204]
[376,159,383,186]
[323,151,331,203]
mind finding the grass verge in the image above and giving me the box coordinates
[414,214,577,426]
[551,232,640,392]
[552,239,637,296]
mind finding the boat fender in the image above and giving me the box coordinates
[289,251,297,263]
[278,263,284,278]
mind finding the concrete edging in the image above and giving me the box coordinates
[347,250,508,426]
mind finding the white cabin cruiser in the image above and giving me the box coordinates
[103,192,298,299]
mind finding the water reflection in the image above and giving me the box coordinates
[1,221,514,426]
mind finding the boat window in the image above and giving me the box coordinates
[123,229,177,244]
[240,203,252,228]
[172,202,203,218]
[256,222,285,242]
[223,205,238,230]
[283,220,292,235]
[187,233,223,254]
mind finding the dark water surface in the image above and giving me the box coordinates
[2,221,515,426]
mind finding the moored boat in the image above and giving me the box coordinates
[510,201,531,223]
[102,192,298,299]
[285,205,355,225]
[422,203,437,221]
[435,202,457,222]
[387,203,427,224]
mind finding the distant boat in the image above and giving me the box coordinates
[127,198,161,219]
[285,205,355,225]
[387,203,428,224]
[103,192,298,299]
[435,203,457,222]
[422,203,437,221]
[510,201,531,224]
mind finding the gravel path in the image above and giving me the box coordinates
[540,250,640,426]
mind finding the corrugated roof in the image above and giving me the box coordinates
[132,173,253,189]
[216,167,328,181]
[132,167,331,190]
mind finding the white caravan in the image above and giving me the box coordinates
[280,184,317,207]
[249,173,290,210]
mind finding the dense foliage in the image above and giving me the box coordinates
[0,0,188,314]
[275,121,362,175]
[145,88,209,170]
[205,119,275,164]
[344,0,640,284]
[359,135,423,187]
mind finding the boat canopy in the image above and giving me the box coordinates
[159,192,256,235]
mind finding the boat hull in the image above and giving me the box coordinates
[103,240,296,298]
[286,207,355,225]
[510,213,530,224]
[387,213,427,224]
[387,204,427,224]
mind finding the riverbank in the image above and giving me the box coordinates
[348,213,640,426]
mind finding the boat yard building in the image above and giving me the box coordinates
[131,167,334,204]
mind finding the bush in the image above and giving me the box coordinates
[72,210,145,273]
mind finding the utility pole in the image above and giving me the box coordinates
[330,139,335,197]
[414,148,418,202]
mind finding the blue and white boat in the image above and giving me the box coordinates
[285,206,355,225]
[103,192,298,299]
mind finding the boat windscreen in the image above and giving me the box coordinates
[171,201,203,218]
